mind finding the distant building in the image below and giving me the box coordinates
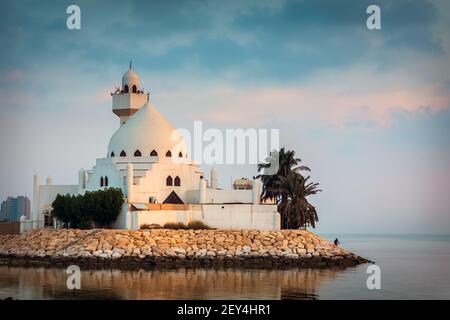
[0,196,30,221]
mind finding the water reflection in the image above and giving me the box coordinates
[0,266,349,300]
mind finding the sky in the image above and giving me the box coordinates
[0,0,449,234]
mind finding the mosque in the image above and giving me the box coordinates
[23,66,280,232]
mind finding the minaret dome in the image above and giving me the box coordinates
[122,64,140,93]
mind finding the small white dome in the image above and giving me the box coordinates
[233,177,253,190]
[122,68,140,91]
[108,102,187,159]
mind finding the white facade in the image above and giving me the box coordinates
[25,66,280,231]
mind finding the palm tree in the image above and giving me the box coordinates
[277,173,321,228]
[257,147,321,229]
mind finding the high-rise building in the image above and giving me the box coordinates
[0,196,30,221]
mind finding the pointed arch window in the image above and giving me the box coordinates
[166,176,173,186]
[100,177,104,187]
[134,150,141,157]
[124,85,129,93]
[120,150,126,157]
[166,150,172,157]
[150,150,158,156]
[110,151,115,157]
[178,152,183,158]
[174,176,181,186]
[105,176,108,187]
[132,85,137,93]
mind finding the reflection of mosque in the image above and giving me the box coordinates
[0,266,348,300]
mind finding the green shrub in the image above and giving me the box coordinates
[163,222,187,230]
[51,188,124,229]
[186,220,210,230]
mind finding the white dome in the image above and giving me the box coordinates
[122,68,140,91]
[108,102,187,159]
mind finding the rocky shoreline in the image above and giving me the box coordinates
[0,229,371,269]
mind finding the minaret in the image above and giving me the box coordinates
[112,63,149,126]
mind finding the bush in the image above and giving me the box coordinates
[163,222,187,230]
[51,188,124,229]
[161,220,210,230]
[90,188,124,228]
[140,223,162,230]
[187,220,210,230]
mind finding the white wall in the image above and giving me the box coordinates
[127,204,280,230]
[203,189,253,204]
[86,157,204,205]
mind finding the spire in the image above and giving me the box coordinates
[129,60,132,69]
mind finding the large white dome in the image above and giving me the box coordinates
[107,102,187,159]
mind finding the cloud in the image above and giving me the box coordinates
[0,0,450,233]
[152,62,450,129]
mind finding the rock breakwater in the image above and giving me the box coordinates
[0,229,370,269]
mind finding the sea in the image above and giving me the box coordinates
[1,234,449,299]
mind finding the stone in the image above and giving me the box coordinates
[113,248,125,255]
[102,243,113,251]
[86,240,99,252]
[242,246,251,253]
[93,250,103,257]
[215,236,226,244]
[116,238,129,249]
[206,251,216,257]
[165,248,177,257]
[172,247,187,255]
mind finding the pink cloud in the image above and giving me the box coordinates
[164,64,450,128]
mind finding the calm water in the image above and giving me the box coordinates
[1,234,449,299]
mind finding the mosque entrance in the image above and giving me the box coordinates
[163,191,184,204]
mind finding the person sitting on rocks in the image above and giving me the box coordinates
[334,238,340,246]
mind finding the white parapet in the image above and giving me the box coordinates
[32,174,40,229]
[252,179,261,205]
[126,162,134,202]
[210,167,218,189]
[199,178,207,204]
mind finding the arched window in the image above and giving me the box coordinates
[100,177,104,187]
[110,151,115,157]
[124,85,129,93]
[178,152,183,158]
[150,150,158,156]
[174,176,181,186]
[105,176,108,187]
[166,150,172,157]
[166,176,173,186]
[132,85,137,93]
[134,150,141,157]
[120,150,126,157]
